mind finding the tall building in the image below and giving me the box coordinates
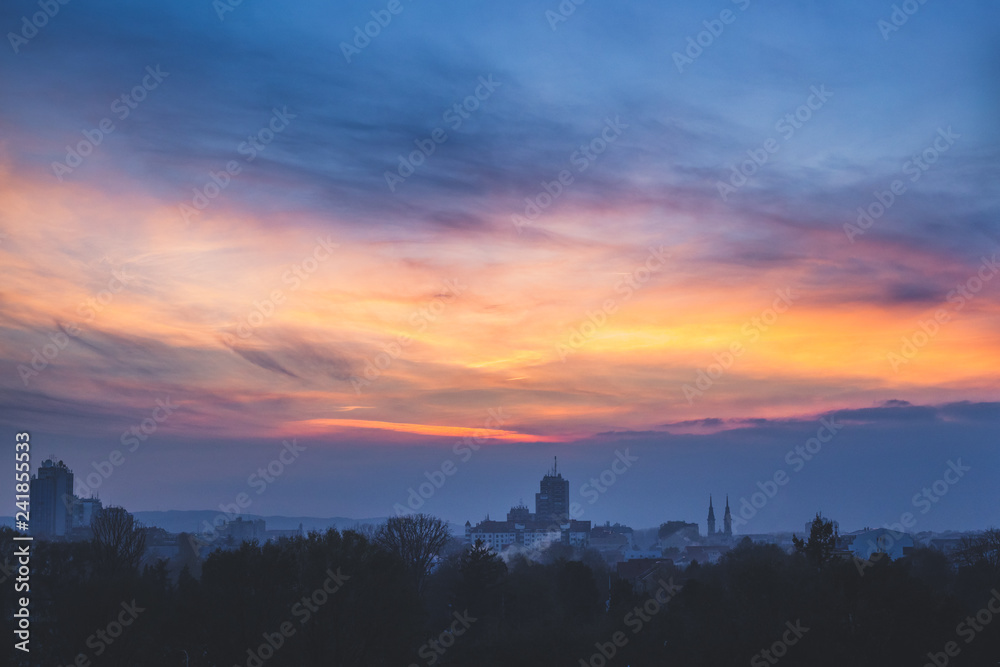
[30,459,74,537]
[72,496,103,528]
[466,461,590,551]
[535,457,569,523]
[706,496,716,536]
[506,502,531,523]
[723,496,733,537]
[219,517,266,544]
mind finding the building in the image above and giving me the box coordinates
[465,461,590,552]
[266,523,306,541]
[72,496,103,528]
[658,521,700,552]
[843,528,913,561]
[67,496,104,540]
[683,544,731,565]
[705,496,733,540]
[30,459,75,537]
[465,516,591,551]
[590,526,631,563]
[535,457,569,523]
[218,517,266,544]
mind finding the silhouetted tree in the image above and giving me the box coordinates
[956,527,1000,571]
[92,506,147,574]
[793,513,837,567]
[375,513,450,591]
[456,540,507,615]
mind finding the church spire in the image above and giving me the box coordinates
[707,495,716,536]
[723,495,733,537]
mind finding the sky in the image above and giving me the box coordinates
[1,0,998,533]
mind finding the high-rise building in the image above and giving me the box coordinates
[30,459,74,537]
[72,496,103,528]
[506,502,531,523]
[466,460,590,551]
[723,495,733,537]
[535,457,569,523]
[219,517,266,544]
[707,496,716,536]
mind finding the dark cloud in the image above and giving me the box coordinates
[939,401,1000,422]
[663,401,1000,434]
[227,346,299,379]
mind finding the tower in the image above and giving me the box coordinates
[707,496,716,536]
[30,459,75,537]
[723,495,733,537]
[535,457,569,523]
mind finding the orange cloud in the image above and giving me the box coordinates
[289,418,563,442]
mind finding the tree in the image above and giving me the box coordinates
[956,528,1000,571]
[375,513,450,591]
[456,539,507,616]
[793,514,837,567]
[92,506,147,573]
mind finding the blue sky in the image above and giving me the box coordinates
[1,0,998,532]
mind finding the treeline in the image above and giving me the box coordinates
[4,515,1000,666]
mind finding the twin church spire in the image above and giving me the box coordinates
[707,495,732,537]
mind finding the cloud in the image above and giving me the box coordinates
[227,346,299,379]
